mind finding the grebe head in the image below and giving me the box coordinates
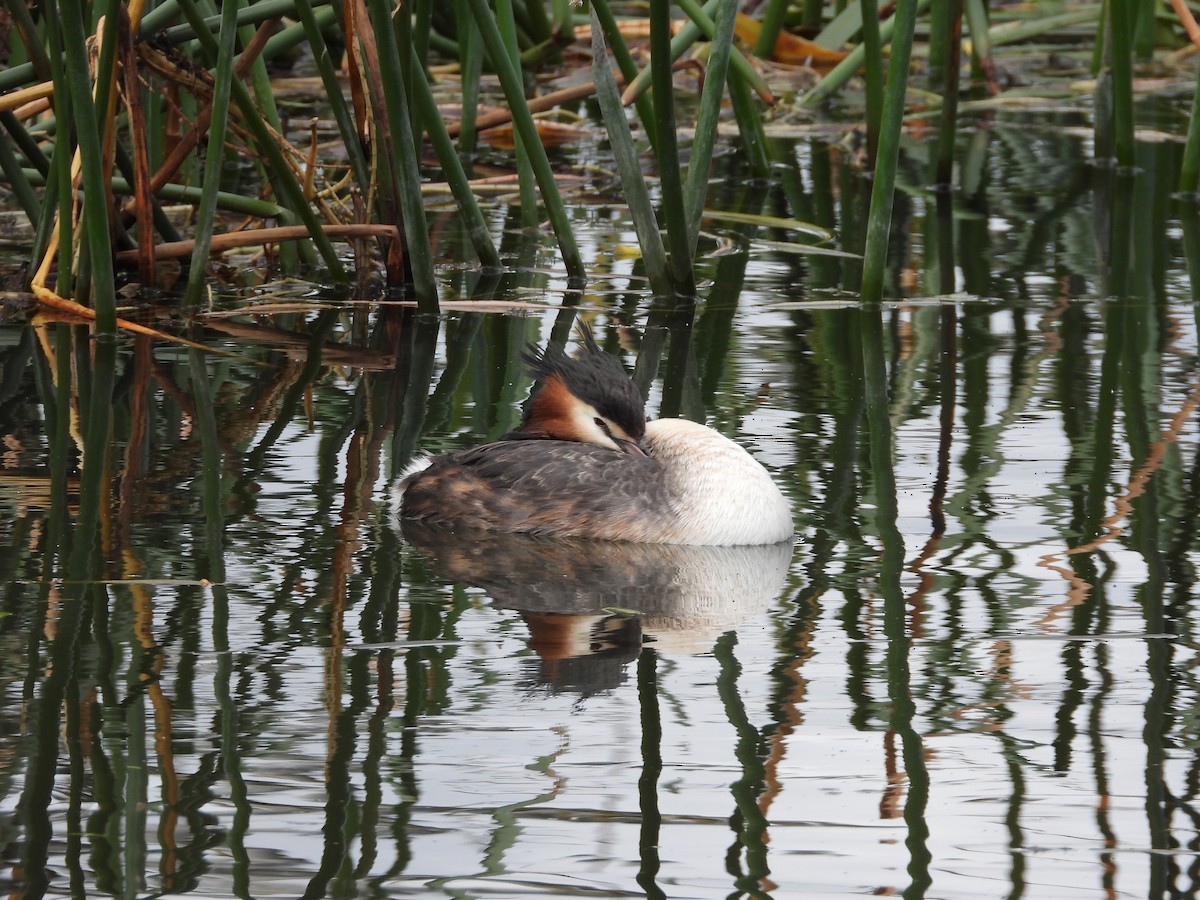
[520,326,647,455]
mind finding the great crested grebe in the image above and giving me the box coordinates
[396,329,793,546]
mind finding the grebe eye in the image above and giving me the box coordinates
[596,417,627,444]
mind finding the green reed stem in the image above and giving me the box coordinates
[144,0,297,36]
[591,0,659,154]
[408,62,502,268]
[620,0,717,103]
[649,0,695,295]
[0,128,39,222]
[413,0,432,64]
[0,61,33,94]
[753,0,789,58]
[728,69,770,176]
[59,0,117,325]
[816,0,866,47]
[684,0,737,257]
[522,0,553,44]
[367,0,438,309]
[258,7,338,58]
[926,0,947,83]
[294,0,369,192]
[590,7,672,298]
[397,6,424,164]
[497,0,539,229]
[1106,0,1135,168]
[466,0,585,281]
[2,0,51,78]
[933,0,963,186]
[3,111,49,176]
[672,0,772,105]
[236,2,300,275]
[991,8,1097,46]
[860,0,883,167]
[550,0,573,40]
[175,0,342,276]
[860,0,919,302]
[185,0,240,305]
[1133,0,1154,60]
[39,2,70,291]
[801,0,933,108]
[1181,65,1200,194]
[962,0,991,80]
[456,0,482,154]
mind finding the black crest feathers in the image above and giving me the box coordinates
[521,324,646,440]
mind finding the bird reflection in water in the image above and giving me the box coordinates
[399,522,793,693]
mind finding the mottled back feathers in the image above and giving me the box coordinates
[399,440,669,540]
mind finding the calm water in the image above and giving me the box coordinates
[4,111,1200,899]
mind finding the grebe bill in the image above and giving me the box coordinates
[397,417,793,546]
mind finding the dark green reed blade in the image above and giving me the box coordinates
[550,0,573,43]
[456,0,483,154]
[39,1,71,289]
[727,69,770,176]
[398,5,425,164]
[859,0,883,167]
[58,0,118,325]
[174,0,344,277]
[620,0,713,105]
[144,0,296,36]
[0,127,40,222]
[366,0,438,309]
[413,0,433,65]
[649,0,695,296]
[1181,63,1200,194]
[753,0,790,59]
[932,0,963,187]
[0,62,33,94]
[1105,0,1135,169]
[497,0,539,230]
[669,0,772,107]
[465,0,585,282]
[408,60,502,269]
[800,0,933,109]
[293,0,369,192]
[591,0,659,154]
[860,0,919,302]
[962,0,991,85]
[590,7,673,299]
[521,0,554,47]
[684,0,737,258]
[238,0,299,273]
[2,0,50,78]
[185,0,240,306]
[2,111,49,177]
